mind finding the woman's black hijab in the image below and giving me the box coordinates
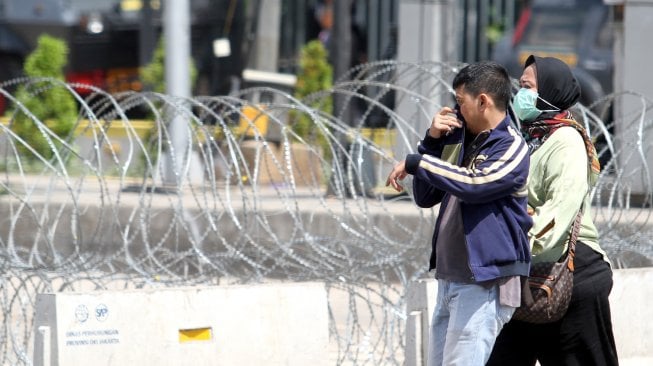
[525,55,581,112]
[522,55,600,185]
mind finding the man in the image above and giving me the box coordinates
[386,61,532,366]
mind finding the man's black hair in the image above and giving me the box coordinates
[452,61,512,112]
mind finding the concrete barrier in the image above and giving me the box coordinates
[33,282,328,366]
[405,268,653,366]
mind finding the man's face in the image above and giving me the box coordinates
[454,85,480,129]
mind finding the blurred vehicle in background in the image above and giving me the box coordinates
[0,0,248,114]
[492,0,615,120]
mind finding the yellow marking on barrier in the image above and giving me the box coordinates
[358,128,397,149]
[179,327,212,343]
[1,115,398,148]
[0,117,154,139]
[74,120,154,139]
[235,104,269,137]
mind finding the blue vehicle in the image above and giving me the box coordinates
[492,0,614,119]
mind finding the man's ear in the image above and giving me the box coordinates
[478,94,486,109]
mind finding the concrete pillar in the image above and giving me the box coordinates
[395,0,458,159]
[615,0,653,100]
[252,0,281,71]
[164,0,191,99]
[163,0,202,186]
[397,0,457,64]
[608,0,653,195]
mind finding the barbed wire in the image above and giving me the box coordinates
[0,61,651,364]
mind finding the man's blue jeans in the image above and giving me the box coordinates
[427,279,515,366]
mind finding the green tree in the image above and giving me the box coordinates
[12,34,77,160]
[292,40,333,155]
[140,36,198,93]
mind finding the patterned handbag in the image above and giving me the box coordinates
[512,209,583,324]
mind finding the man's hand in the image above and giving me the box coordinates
[429,106,462,138]
[386,160,408,192]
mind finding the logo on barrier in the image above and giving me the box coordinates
[95,304,109,322]
[75,305,89,323]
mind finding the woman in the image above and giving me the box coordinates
[486,56,619,365]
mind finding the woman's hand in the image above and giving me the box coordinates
[429,106,462,138]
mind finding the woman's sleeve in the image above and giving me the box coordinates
[530,128,589,255]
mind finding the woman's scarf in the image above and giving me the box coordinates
[522,110,601,186]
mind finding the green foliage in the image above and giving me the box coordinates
[295,40,333,105]
[12,34,77,161]
[485,7,507,45]
[292,40,333,156]
[140,36,198,93]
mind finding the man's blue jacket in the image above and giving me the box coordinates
[405,115,532,282]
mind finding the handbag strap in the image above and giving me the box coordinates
[566,209,583,272]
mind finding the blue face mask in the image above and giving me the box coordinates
[512,88,557,122]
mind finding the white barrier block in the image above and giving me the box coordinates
[610,268,653,363]
[33,282,328,366]
[405,269,653,365]
[405,279,436,366]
